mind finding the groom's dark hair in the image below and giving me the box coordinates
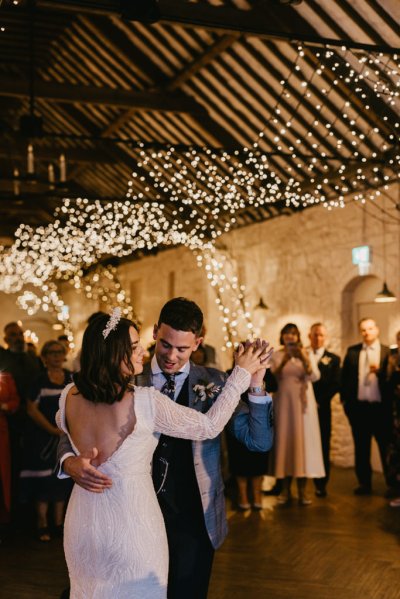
[158,297,203,336]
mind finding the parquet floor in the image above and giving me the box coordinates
[1,467,400,599]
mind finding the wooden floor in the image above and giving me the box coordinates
[1,467,400,599]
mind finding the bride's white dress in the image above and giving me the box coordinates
[56,366,250,599]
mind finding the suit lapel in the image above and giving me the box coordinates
[188,363,204,411]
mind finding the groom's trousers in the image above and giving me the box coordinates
[163,507,214,599]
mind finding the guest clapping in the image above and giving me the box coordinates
[270,323,324,505]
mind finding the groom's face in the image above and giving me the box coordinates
[153,323,202,374]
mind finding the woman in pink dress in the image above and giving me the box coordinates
[271,323,324,505]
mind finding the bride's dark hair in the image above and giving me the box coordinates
[74,313,138,405]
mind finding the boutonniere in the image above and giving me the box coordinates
[320,355,332,366]
[193,380,221,403]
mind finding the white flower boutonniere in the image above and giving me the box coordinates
[320,355,332,366]
[193,381,221,403]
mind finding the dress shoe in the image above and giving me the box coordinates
[277,494,291,506]
[384,487,400,499]
[262,485,282,496]
[315,489,327,498]
[237,503,251,511]
[353,486,372,496]
[37,527,51,542]
[252,503,263,511]
[298,496,312,506]
[389,497,400,508]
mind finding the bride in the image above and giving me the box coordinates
[56,309,272,598]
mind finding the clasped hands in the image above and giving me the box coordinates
[235,338,273,389]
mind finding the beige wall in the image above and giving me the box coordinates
[1,184,398,467]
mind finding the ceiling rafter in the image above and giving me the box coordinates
[35,0,400,53]
[0,77,201,114]
[0,142,115,164]
[64,19,244,200]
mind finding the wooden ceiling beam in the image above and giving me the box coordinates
[35,0,400,54]
[0,143,115,165]
[0,78,200,114]
[166,33,241,92]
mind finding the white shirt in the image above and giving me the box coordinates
[311,346,325,362]
[357,340,381,402]
[151,355,190,399]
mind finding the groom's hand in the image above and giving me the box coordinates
[63,448,113,493]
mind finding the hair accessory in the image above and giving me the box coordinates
[102,307,122,339]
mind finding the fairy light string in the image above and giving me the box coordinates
[0,43,397,348]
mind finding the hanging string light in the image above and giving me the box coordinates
[69,264,136,321]
[0,42,397,348]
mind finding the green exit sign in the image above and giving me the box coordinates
[352,245,371,265]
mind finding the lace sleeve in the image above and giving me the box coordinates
[153,365,251,440]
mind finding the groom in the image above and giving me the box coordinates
[58,297,273,599]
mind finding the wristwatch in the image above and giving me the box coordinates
[249,384,266,394]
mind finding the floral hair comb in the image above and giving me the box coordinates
[102,307,122,339]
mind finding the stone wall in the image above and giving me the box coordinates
[1,184,399,469]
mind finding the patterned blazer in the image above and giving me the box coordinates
[136,361,273,549]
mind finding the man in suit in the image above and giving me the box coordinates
[0,322,41,529]
[57,297,273,599]
[341,317,390,495]
[308,323,341,497]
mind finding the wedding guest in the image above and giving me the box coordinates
[199,324,219,368]
[56,307,273,597]
[226,360,276,510]
[20,341,73,541]
[270,323,324,505]
[384,331,400,506]
[0,322,42,405]
[57,335,75,372]
[0,372,20,540]
[58,298,274,599]
[341,318,390,495]
[308,323,341,497]
[26,342,39,358]
[0,322,41,522]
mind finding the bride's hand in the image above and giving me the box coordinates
[234,339,273,375]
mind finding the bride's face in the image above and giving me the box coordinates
[123,326,145,375]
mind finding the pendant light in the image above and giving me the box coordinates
[375,197,397,303]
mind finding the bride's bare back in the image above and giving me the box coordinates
[64,386,137,467]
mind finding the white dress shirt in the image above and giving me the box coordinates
[151,356,271,405]
[311,346,325,363]
[357,340,381,402]
[151,355,189,399]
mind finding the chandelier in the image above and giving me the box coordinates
[5,144,68,197]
